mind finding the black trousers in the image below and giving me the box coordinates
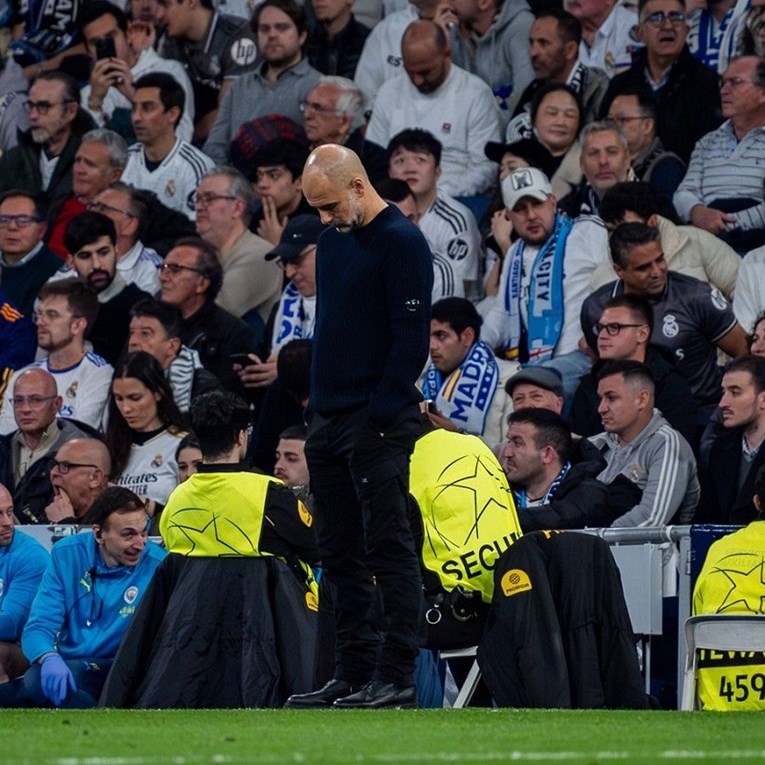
[305,404,425,686]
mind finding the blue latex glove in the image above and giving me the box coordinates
[40,654,77,707]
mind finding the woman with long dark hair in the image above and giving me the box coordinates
[107,352,187,516]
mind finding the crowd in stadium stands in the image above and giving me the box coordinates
[0,0,764,710]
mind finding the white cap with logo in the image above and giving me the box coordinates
[501,167,553,211]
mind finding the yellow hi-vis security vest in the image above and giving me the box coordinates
[409,430,522,603]
[692,521,765,710]
[159,470,318,603]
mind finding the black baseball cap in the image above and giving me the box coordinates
[505,367,565,398]
[265,215,325,263]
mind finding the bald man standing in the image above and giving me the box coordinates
[285,145,432,709]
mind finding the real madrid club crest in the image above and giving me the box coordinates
[629,464,641,483]
[165,179,176,199]
[66,380,79,399]
[151,454,164,469]
[662,314,679,338]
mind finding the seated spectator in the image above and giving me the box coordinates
[588,360,699,526]
[194,166,281,325]
[232,138,315,246]
[673,56,765,253]
[176,434,203,483]
[365,20,501,197]
[491,87,584,204]
[44,438,112,523]
[422,297,518,449]
[692,463,765,711]
[408,426,523,650]
[0,483,49,683]
[88,182,162,294]
[95,181,196,262]
[599,0,722,163]
[0,280,113,435]
[78,0,195,143]
[482,167,609,399]
[606,89,686,197]
[558,119,632,217]
[159,0,257,143]
[108,352,188,518]
[122,73,214,222]
[571,294,697,445]
[581,222,748,410]
[237,215,323,394]
[503,407,611,531]
[505,367,565,414]
[595,182,740,300]
[562,0,640,77]
[203,0,322,164]
[0,487,165,708]
[514,84,584,201]
[376,178,461,303]
[102,390,318,709]
[63,212,152,365]
[697,356,765,524]
[128,298,219,413]
[388,129,483,295]
[0,191,62,314]
[505,9,609,133]
[47,128,128,259]
[301,77,385,180]
[434,0,533,122]
[306,0,371,79]
[0,368,95,524]
[159,238,260,395]
[0,72,96,217]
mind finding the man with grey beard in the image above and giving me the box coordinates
[0,72,96,218]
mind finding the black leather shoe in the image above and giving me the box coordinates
[284,679,359,708]
[333,680,416,709]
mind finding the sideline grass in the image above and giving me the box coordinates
[3,708,765,765]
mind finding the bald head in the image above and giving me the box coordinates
[51,438,112,517]
[304,144,368,184]
[61,438,112,475]
[303,144,387,231]
[401,20,451,94]
[12,367,62,437]
[14,367,58,397]
[402,19,448,54]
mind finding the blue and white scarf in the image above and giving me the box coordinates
[502,213,573,362]
[421,340,499,436]
[272,283,314,354]
[515,461,571,508]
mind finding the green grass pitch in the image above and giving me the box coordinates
[3,708,765,764]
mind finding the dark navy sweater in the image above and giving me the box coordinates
[310,205,433,429]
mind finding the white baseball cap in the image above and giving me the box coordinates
[501,167,553,211]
